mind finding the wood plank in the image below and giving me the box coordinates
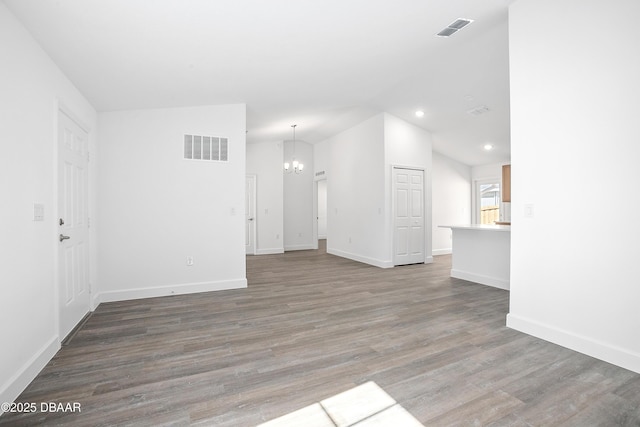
[2,242,639,426]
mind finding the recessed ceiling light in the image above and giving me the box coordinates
[415,110,425,117]
[484,144,494,151]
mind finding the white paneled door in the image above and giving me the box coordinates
[393,167,425,266]
[245,175,256,254]
[57,110,90,340]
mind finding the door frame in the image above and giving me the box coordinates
[245,174,257,255]
[391,165,427,266]
[312,175,327,250]
[54,101,93,343]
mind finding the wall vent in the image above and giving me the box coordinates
[184,134,228,161]
[315,171,326,177]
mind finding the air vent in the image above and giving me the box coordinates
[436,27,458,37]
[315,171,326,177]
[436,18,474,37]
[184,134,228,161]
[449,19,473,30]
[467,105,490,116]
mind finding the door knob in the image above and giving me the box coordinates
[59,234,71,242]
[248,218,254,221]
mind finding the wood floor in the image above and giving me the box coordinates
[3,242,640,426]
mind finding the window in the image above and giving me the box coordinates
[475,179,501,224]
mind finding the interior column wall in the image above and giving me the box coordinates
[507,0,640,373]
[326,114,388,267]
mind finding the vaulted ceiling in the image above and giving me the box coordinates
[4,0,514,165]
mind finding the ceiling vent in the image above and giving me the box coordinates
[467,105,490,116]
[436,18,474,37]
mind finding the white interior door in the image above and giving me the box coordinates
[58,110,90,340]
[393,168,425,266]
[245,175,256,254]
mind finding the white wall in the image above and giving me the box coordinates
[432,152,471,254]
[384,113,434,263]
[470,163,501,181]
[314,140,330,176]
[283,140,314,250]
[326,114,387,266]
[507,0,640,373]
[324,113,436,267]
[0,3,97,405]
[246,141,284,254]
[97,104,247,303]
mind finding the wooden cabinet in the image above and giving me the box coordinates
[502,164,511,202]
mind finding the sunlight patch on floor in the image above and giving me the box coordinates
[257,381,424,427]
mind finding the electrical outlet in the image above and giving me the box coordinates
[186,256,194,266]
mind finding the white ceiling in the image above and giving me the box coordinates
[4,0,514,166]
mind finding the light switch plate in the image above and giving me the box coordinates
[524,204,534,218]
[33,203,45,221]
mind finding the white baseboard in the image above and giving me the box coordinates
[284,244,316,251]
[255,248,284,255]
[451,269,509,290]
[94,278,247,304]
[328,248,393,269]
[0,336,59,408]
[432,248,452,256]
[507,313,640,375]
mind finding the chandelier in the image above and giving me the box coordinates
[284,124,304,174]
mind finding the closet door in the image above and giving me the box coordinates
[393,168,425,265]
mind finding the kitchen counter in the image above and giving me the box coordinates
[439,224,511,290]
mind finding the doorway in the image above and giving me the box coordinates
[313,177,327,250]
[57,108,91,340]
[245,174,257,255]
[317,179,327,240]
[392,167,425,266]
